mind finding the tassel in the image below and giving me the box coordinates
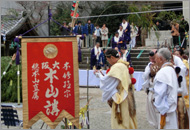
[14,37,20,43]
[160,114,166,129]
[16,46,20,65]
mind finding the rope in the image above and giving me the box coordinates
[75,8,185,19]
[51,18,73,34]
[21,18,50,36]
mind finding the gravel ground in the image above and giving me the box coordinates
[1,88,155,129]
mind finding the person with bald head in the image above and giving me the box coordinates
[94,48,137,129]
[142,49,159,128]
[153,48,178,129]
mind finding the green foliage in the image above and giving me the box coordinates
[127,4,140,25]
[156,11,183,23]
[127,4,157,40]
[50,3,72,36]
[1,56,22,102]
[90,1,130,36]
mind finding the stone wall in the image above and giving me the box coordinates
[145,30,173,47]
[183,1,189,23]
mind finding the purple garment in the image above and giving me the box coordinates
[14,37,19,43]
[111,36,126,51]
[90,48,97,69]
[90,48,102,70]
[120,23,131,42]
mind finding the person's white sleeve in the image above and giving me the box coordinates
[143,64,151,81]
[112,89,128,104]
[142,63,151,90]
[174,55,187,74]
[153,81,169,115]
[99,75,119,102]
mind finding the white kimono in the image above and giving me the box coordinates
[118,29,124,38]
[153,62,178,129]
[173,55,188,97]
[142,62,158,128]
[95,73,127,102]
[94,46,101,60]
[129,25,138,48]
[121,50,128,62]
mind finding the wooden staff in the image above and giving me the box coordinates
[87,57,90,129]
[71,1,79,29]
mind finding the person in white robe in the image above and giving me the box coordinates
[172,53,189,129]
[153,48,178,129]
[118,25,124,38]
[172,55,188,97]
[142,50,159,128]
[94,48,137,129]
[90,42,102,69]
[129,23,138,48]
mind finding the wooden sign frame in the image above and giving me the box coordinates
[21,37,79,129]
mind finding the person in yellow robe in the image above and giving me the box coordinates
[94,48,137,129]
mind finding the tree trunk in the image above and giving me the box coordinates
[141,28,148,46]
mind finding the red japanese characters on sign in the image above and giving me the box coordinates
[27,42,75,122]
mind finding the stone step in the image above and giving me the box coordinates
[82,57,91,62]
[79,64,91,69]
[80,48,150,70]
[133,65,147,70]
[80,60,91,64]
[134,69,144,72]
[130,53,149,57]
[131,57,149,61]
[132,61,149,65]
[82,53,91,57]
[130,49,151,53]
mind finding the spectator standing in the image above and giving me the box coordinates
[171,20,180,46]
[101,24,109,47]
[68,22,72,35]
[94,25,102,46]
[156,21,162,30]
[84,19,95,48]
[130,23,138,48]
[179,16,189,49]
[60,21,70,36]
[73,21,84,47]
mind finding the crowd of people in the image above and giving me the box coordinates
[88,18,137,70]
[89,17,189,130]
[93,44,189,129]
[60,18,189,129]
[60,18,139,49]
[142,45,189,129]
